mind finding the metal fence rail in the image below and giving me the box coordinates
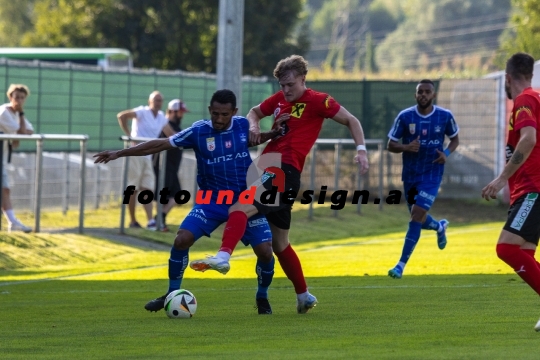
[309,139,384,219]
[0,134,88,233]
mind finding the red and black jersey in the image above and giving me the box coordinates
[259,88,341,171]
[507,87,540,204]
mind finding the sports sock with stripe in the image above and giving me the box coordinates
[256,256,275,299]
[168,246,189,294]
[398,220,422,268]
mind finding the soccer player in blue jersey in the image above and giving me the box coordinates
[94,90,284,314]
[386,79,460,279]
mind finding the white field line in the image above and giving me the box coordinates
[0,283,523,295]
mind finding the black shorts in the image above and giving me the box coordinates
[503,193,540,245]
[253,163,301,230]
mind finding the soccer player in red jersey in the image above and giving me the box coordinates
[190,55,369,313]
[482,52,540,331]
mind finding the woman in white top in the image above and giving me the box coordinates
[0,84,34,232]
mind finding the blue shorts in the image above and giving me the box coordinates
[404,180,441,211]
[179,203,272,248]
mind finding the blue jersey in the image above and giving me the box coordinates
[169,116,252,201]
[388,105,459,182]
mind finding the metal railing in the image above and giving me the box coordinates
[308,138,384,219]
[119,136,168,234]
[0,133,88,233]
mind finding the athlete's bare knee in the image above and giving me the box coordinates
[254,242,273,263]
[410,206,427,223]
[173,229,195,250]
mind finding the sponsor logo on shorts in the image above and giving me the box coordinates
[248,218,268,227]
[418,190,436,203]
[194,209,206,216]
[510,193,538,231]
[188,212,207,224]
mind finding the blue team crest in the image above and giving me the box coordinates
[225,140,232,148]
[206,137,216,151]
[274,107,280,117]
[240,133,247,142]
[435,125,441,133]
[422,129,427,136]
[409,124,416,134]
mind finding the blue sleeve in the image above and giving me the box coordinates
[444,113,459,138]
[388,115,404,141]
[169,127,196,149]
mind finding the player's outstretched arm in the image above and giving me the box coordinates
[330,106,369,174]
[93,138,173,164]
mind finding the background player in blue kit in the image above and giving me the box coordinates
[386,79,460,279]
[94,90,283,314]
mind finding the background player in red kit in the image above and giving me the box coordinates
[191,54,369,313]
[482,52,540,331]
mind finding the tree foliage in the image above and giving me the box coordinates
[18,0,308,76]
[497,0,540,66]
[375,0,511,72]
[0,0,35,46]
[307,0,400,71]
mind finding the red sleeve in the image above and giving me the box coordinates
[316,93,341,118]
[259,92,281,117]
[513,94,539,131]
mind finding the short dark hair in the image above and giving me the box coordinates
[418,79,435,87]
[210,89,236,109]
[506,52,534,81]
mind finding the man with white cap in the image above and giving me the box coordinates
[117,91,175,230]
[152,99,189,231]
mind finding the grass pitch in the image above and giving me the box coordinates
[1,200,538,359]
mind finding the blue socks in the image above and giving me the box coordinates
[422,214,439,231]
[168,247,189,294]
[399,221,422,265]
[255,256,275,299]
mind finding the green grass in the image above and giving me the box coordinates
[1,276,539,359]
[2,199,536,359]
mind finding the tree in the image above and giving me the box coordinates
[307,0,399,71]
[375,0,511,72]
[0,0,35,46]
[20,0,308,75]
[497,0,540,66]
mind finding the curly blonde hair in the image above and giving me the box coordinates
[273,55,308,80]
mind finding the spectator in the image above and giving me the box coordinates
[0,84,34,232]
[153,99,189,231]
[117,91,175,230]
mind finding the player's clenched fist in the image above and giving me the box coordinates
[407,136,421,152]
